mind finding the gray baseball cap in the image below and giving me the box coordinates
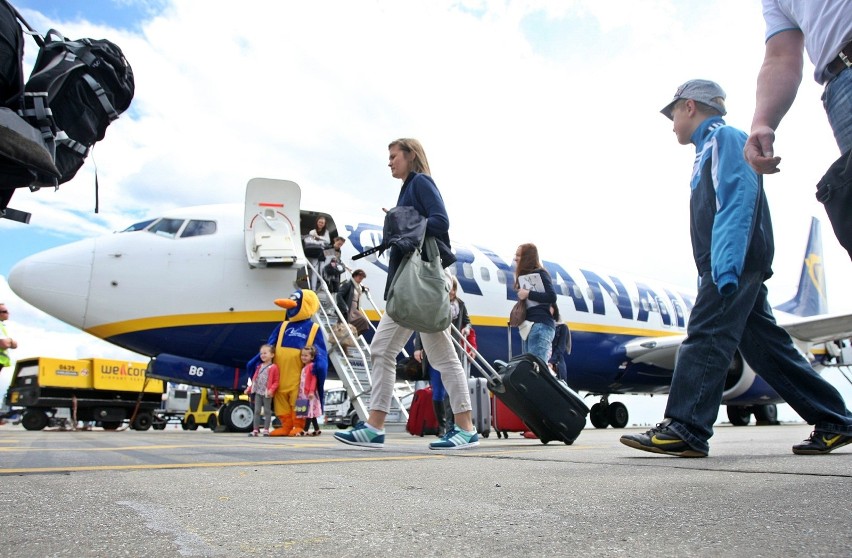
[660,79,727,120]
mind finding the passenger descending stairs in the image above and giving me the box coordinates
[307,261,413,426]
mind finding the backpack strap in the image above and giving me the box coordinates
[81,72,119,122]
[6,1,40,41]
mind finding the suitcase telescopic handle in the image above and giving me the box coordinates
[446,324,505,393]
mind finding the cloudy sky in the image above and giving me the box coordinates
[2,0,851,424]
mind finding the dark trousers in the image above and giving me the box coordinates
[303,417,319,432]
[665,271,852,453]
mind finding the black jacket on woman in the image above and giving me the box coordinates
[549,322,570,382]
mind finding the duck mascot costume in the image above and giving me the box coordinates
[247,289,328,436]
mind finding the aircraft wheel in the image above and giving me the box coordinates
[753,404,778,424]
[222,401,254,433]
[727,406,751,426]
[101,421,122,430]
[21,409,49,431]
[152,422,167,430]
[131,412,153,431]
[607,402,629,429]
[589,403,609,429]
[185,415,198,431]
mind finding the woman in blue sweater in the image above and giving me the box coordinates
[334,138,478,451]
[513,243,556,363]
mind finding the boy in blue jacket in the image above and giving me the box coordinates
[620,79,852,457]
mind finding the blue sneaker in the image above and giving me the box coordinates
[429,427,480,450]
[333,422,385,449]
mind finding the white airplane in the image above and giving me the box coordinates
[8,179,852,430]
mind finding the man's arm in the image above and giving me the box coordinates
[744,29,805,174]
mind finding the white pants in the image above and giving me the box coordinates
[308,258,323,291]
[368,312,472,415]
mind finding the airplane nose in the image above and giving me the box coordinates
[8,239,95,329]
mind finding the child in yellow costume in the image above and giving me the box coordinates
[247,289,328,436]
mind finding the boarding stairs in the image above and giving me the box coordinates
[305,260,414,426]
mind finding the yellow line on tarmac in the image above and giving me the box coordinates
[0,454,445,475]
[0,444,226,452]
[0,441,408,452]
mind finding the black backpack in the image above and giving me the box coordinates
[20,27,135,188]
[0,2,134,220]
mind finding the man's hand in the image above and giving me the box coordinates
[744,125,782,174]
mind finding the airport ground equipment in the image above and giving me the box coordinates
[151,383,193,429]
[6,356,164,431]
[182,388,253,432]
[323,383,357,429]
[146,355,255,432]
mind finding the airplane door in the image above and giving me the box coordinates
[244,178,305,268]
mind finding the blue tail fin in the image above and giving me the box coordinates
[775,217,828,317]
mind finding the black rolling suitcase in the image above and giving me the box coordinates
[490,354,588,444]
[450,325,589,445]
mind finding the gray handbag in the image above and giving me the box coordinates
[385,235,451,333]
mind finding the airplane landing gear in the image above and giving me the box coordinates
[588,396,629,429]
[608,402,628,429]
[727,404,779,426]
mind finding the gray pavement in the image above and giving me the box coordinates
[0,422,850,557]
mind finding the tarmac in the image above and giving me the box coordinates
[0,421,850,558]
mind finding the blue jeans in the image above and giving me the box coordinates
[429,366,446,401]
[522,322,555,364]
[820,68,852,259]
[665,271,852,454]
[823,67,852,154]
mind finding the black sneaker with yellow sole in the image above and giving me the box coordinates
[792,431,852,455]
[620,419,708,458]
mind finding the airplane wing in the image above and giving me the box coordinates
[778,313,852,344]
[623,334,686,370]
[622,313,852,371]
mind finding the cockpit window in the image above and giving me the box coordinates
[121,219,155,232]
[181,220,217,238]
[148,218,185,238]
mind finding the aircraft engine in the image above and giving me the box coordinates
[720,350,785,426]
[721,351,752,402]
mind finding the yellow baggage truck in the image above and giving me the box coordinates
[6,357,164,431]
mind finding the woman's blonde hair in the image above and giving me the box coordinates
[389,138,431,176]
[514,243,544,288]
